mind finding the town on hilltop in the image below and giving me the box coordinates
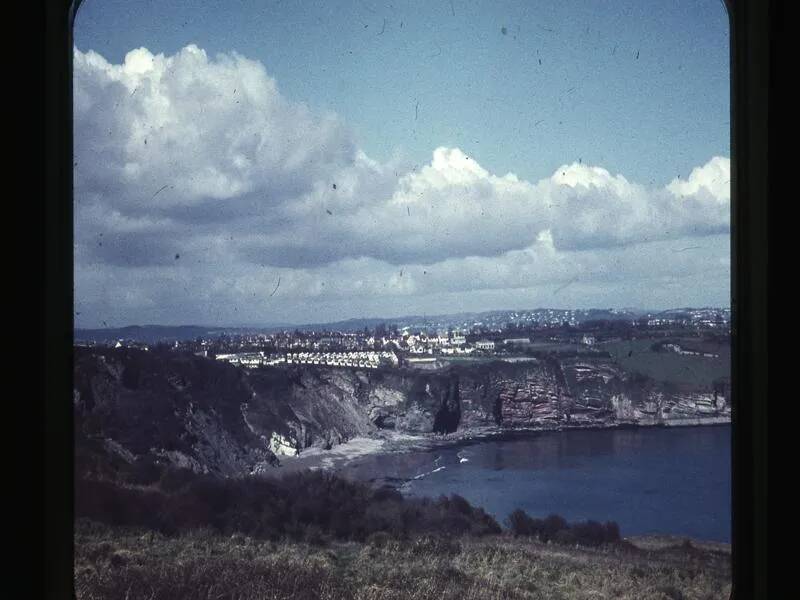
[76,307,730,373]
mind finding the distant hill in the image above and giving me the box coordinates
[73,325,274,344]
[74,307,728,343]
[300,309,645,333]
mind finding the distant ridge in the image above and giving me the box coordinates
[73,325,271,344]
[72,306,732,344]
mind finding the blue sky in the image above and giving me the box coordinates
[75,0,729,185]
[73,0,731,327]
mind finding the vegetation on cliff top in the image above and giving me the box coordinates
[77,465,627,547]
[77,466,501,541]
[74,520,731,600]
[74,466,730,599]
[76,469,620,546]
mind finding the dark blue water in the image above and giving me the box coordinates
[340,425,731,542]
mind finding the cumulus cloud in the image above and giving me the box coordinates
[74,45,355,212]
[73,45,730,326]
[667,156,730,203]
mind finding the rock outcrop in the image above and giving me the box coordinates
[74,347,730,478]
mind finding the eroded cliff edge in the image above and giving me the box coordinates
[73,347,730,478]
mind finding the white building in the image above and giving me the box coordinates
[475,340,495,351]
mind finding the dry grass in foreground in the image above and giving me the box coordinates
[74,520,730,600]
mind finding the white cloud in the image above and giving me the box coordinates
[74,233,731,326]
[73,45,730,326]
[74,45,355,211]
[667,156,730,203]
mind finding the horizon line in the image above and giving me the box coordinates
[74,305,731,332]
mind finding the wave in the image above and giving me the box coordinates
[413,465,447,480]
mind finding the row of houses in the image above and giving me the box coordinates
[215,350,399,370]
[285,351,399,369]
[213,352,281,368]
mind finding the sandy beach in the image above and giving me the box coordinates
[274,431,437,474]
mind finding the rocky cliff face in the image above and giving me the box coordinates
[74,348,730,478]
[73,348,281,477]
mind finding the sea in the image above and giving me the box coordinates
[338,425,731,542]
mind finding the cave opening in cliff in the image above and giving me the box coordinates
[432,404,460,434]
[432,379,461,434]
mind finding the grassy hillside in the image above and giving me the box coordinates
[602,339,730,388]
[74,521,731,600]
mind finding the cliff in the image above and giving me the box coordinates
[73,347,730,478]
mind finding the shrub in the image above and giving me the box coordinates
[570,520,607,546]
[507,509,536,537]
[471,507,503,535]
[75,467,504,544]
[604,521,621,543]
[437,513,473,536]
[542,514,569,541]
[140,465,165,487]
[554,529,577,545]
[448,494,473,515]
[158,466,197,493]
[75,478,164,529]
[372,485,403,503]
[363,499,407,537]
[504,509,621,547]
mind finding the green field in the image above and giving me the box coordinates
[523,342,584,352]
[601,339,730,388]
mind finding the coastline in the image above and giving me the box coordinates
[273,417,732,475]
